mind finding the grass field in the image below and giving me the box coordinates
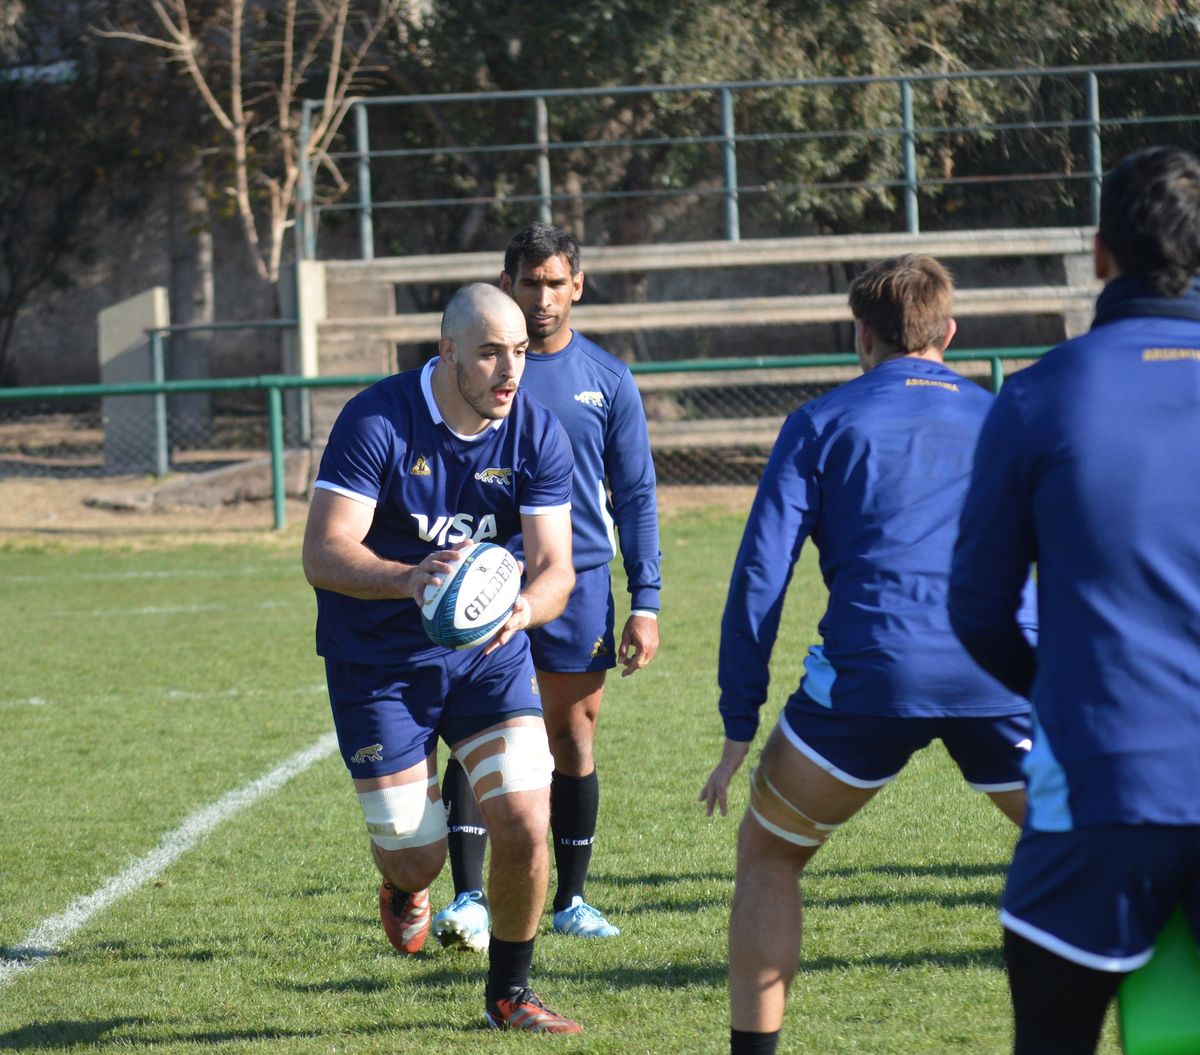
[0,507,1121,1054]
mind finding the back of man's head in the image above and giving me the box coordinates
[503,222,581,277]
[1100,146,1200,297]
[848,254,954,354]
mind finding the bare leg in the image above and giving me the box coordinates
[540,669,606,776]
[354,752,445,892]
[476,785,551,940]
[729,726,881,1032]
[540,669,608,912]
[453,717,553,942]
[987,788,1027,827]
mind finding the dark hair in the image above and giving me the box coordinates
[847,254,954,354]
[1100,146,1200,297]
[503,222,581,277]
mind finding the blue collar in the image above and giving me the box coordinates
[1092,275,1200,329]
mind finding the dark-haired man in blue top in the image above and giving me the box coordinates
[950,145,1200,1055]
[434,224,662,950]
[701,255,1034,1055]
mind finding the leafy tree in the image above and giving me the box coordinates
[370,0,1199,251]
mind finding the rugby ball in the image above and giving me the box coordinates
[420,542,522,650]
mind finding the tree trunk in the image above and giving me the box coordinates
[166,143,215,449]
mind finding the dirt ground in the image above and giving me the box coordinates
[0,476,754,547]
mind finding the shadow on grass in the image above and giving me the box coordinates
[811,889,1002,911]
[0,1020,137,1050]
[800,944,1005,972]
[0,1019,412,1050]
[812,861,1009,881]
[589,870,732,887]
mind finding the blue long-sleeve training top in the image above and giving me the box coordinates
[719,356,1034,743]
[510,330,662,612]
[950,276,1200,829]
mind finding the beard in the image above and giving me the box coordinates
[456,360,510,420]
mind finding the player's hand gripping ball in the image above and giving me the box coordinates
[420,542,522,650]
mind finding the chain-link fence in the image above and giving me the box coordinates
[0,391,295,479]
[0,350,1042,529]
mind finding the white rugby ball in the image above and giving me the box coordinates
[420,542,522,650]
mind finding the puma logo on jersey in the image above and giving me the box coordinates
[574,390,604,408]
[351,743,384,764]
[531,675,540,696]
[474,467,512,486]
[412,512,498,546]
[409,455,431,476]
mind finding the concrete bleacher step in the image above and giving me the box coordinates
[317,286,1098,345]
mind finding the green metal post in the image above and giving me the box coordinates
[268,384,286,530]
[535,96,552,224]
[355,102,375,260]
[150,329,169,477]
[720,87,741,242]
[1086,71,1102,226]
[298,101,317,260]
[991,356,1005,394]
[901,79,919,234]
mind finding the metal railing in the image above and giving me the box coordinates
[297,61,1200,259]
[0,346,1048,531]
[145,319,299,477]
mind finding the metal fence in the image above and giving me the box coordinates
[298,61,1200,259]
[0,347,1046,531]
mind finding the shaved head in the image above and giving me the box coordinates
[433,282,528,432]
[441,283,524,345]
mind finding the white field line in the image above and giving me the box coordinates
[39,599,303,618]
[2,567,283,584]
[0,732,339,988]
[0,685,328,709]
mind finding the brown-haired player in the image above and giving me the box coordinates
[700,254,1035,1055]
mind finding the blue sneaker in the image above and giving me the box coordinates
[551,896,620,938]
[432,890,490,952]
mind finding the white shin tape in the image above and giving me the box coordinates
[358,776,446,850]
[456,725,554,803]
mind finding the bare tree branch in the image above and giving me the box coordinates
[99,0,407,284]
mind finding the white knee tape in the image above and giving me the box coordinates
[455,725,554,804]
[358,776,446,850]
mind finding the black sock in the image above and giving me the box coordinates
[443,757,488,899]
[550,769,599,913]
[730,1028,781,1054]
[1005,928,1122,1055]
[486,937,536,1002]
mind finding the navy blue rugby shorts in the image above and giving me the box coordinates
[526,563,616,674]
[780,690,1032,790]
[324,634,540,779]
[1002,825,1200,971]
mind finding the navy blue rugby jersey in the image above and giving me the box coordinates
[719,356,1034,743]
[510,331,661,612]
[951,277,1200,829]
[312,358,573,664]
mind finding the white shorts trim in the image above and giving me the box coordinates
[778,717,895,790]
[968,779,1026,793]
[999,909,1155,973]
[314,480,377,507]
